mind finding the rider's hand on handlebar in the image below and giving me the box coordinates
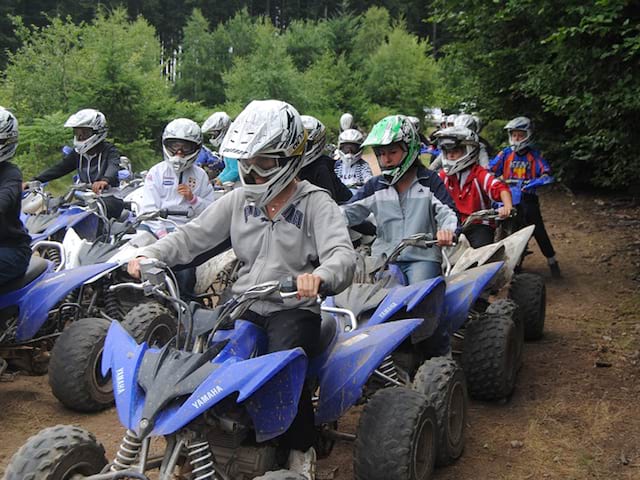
[177,184,194,201]
[436,230,455,247]
[92,180,109,194]
[127,256,148,280]
[497,205,512,219]
[296,273,323,299]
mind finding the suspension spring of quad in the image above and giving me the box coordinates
[45,247,61,269]
[111,429,142,471]
[104,287,122,320]
[377,355,401,385]
[187,439,216,480]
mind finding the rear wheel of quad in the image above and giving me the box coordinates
[462,313,519,401]
[509,273,546,341]
[354,387,437,480]
[4,425,107,480]
[120,302,177,346]
[486,299,524,369]
[49,318,113,412]
[412,357,467,466]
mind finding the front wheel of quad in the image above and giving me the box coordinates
[462,313,519,401]
[49,318,113,412]
[4,425,107,480]
[412,357,467,466]
[509,273,546,341]
[354,387,437,480]
[120,302,177,346]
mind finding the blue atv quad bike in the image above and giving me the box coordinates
[6,260,443,480]
[340,234,524,404]
[0,250,116,376]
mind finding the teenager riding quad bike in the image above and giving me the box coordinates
[6,260,444,480]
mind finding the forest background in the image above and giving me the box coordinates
[0,0,638,191]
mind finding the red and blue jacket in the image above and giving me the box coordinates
[438,164,509,224]
[489,147,551,182]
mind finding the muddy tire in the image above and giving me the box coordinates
[49,318,113,412]
[486,299,524,369]
[462,313,519,401]
[253,471,307,480]
[354,388,437,480]
[412,357,467,466]
[4,425,107,480]
[509,273,546,341]
[120,302,177,346]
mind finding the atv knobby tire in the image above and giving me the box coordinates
[354,387,437,480]
[48,318,113,412]
[119,302,177,346]
[4,425,107,480]
[462,313,519,401]
[486,299,524,369]
[412,357,467,466]
[253,470,308,480]
[509,273,546,341]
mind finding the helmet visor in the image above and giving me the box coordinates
[163,139,199,156]
[339,143,361,155]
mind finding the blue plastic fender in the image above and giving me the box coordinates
[13,262,117,341]
[312,318,423,424]
[442,262,504,332]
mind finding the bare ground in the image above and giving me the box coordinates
[1,188,639,480]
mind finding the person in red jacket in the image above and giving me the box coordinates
[435,126,513,248]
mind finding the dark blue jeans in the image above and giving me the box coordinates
[0,245,31,286]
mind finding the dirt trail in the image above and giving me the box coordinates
[1,189,639,479]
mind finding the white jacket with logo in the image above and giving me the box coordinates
[141,161,215,233]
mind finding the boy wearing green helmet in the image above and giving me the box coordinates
[342,114,458,283]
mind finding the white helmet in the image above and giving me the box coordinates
[407,116,421,133]
[446,114,458,127]
[337,128,364,168]
[220,100,307,208]
[0,107,19,163]
[505,116,533,153]
[435,126,480,176]
[339,112,354,132]
[300,115,327,168]
[162,118,203,174]
[201,111,232,149]
[64,108,108,155]
[454,113,479,133]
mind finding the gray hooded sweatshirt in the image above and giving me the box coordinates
[139,180,356,315]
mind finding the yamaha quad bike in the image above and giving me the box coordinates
[447,208,547,341]
[6,260,443,480]
[340,234,523,404]
[0,246,117,376]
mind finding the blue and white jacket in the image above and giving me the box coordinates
[342,166,459,263]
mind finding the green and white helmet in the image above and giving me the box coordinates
[362,115,420,185]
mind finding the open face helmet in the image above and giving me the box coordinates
[201,112,232,149]
[162,118,203,174]
[64,109,108,155]
[300,115,327,168]
[505,116,533,153]
[339,112,354,132]
[362,115,420,185]
[0,107,19,163]
[435,126,480,176]
[337,128,365,168]
[220,100,307,208]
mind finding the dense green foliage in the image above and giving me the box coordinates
[0,1,638,190]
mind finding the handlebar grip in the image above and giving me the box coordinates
[161,209,191,217]
[280,276,332,296]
